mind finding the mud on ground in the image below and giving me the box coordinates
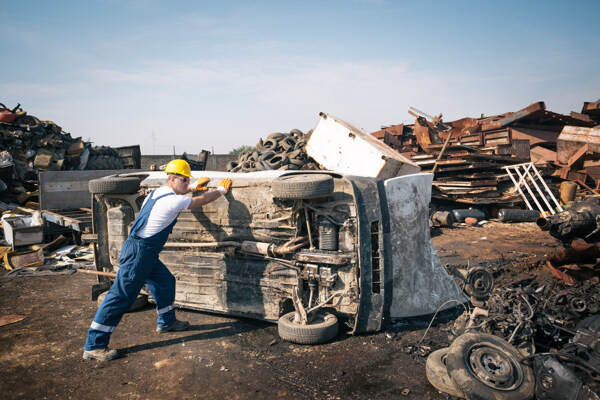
[0,222,561,399]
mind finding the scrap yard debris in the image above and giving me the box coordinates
[423,262,600,399]
[0,102,139,206]
[371,100,600,206]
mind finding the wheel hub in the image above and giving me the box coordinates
[469,346,521,390]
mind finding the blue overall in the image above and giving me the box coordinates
[84,190,179,350]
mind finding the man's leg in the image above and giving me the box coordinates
[83,272,145,352]
[145,260,185,331]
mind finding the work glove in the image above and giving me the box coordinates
[188,177,210,192]
[217,178,232,195]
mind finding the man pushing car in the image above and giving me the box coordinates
[83,159,231,361]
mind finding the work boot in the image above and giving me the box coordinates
[157,319,190,333]
[82,347,119,361]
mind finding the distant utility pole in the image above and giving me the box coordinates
[150,130,157,155]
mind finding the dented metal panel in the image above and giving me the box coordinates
[306,113,419,179]
[384,173,466,317]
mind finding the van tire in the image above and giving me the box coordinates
[278,311,338,344]
[447,332,535,400]
[271,174,333,199]
[97,291,148,312]
[89,177,140,194]
[426,348,465,398]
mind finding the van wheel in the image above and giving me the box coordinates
[447,332,535,400]
[271,174,333,199]
[97,291,148,312]
[278,311,338,344]
[426,348,465,398]
[89,177,140,194]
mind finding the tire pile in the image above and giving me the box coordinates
[226,129,319,173]
[0,102,126,205]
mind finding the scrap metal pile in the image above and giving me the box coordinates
[426,265,600,399]
[0,102,137,206]
[424,197,600,399]
[371,100,600,206]
[226,129,319,172]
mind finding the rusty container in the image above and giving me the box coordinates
[559,181,577,204]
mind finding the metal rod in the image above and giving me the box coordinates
[431,129,454,174]
[303,205,314,250]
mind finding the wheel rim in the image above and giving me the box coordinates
[467,344,523,390]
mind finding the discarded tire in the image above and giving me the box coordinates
[447,332,535,400]
[271,174,333,199]
[89,176,140,194]
[278,311,338,344]
[97,291,148,312]
[426,348,465,398]
[15,115,41,131]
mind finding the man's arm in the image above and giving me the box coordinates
[187,190,222,210]
[187,178,232,210]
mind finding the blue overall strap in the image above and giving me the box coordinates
[129,189,175,239]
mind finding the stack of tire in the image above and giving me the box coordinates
[226,129,319,173]
[85,146,124,170]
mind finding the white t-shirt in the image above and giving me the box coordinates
[135,186,192,238]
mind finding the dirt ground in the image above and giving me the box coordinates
[0,221,562,400]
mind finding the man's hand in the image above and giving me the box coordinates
[189,177,210,192]
[217,178,232,195]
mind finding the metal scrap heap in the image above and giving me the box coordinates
[0,102,138,206]
[371,100,600,206]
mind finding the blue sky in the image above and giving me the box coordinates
[1,0,599,154]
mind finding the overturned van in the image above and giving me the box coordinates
[89,170,463,344]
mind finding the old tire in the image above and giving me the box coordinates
[271,174,333,199]
[447,332,535,400]
[15,115,41,131]
[86,155,124,170]
[97,291,148,312]
[426,348,465,398]
[89,177,140,194]
[278,311,338,344]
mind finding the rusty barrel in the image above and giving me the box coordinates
[559,181,577,204]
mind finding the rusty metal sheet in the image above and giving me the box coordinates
[558,126,600,144]
[530,146,557,164]
[582,99,600,113]
[480,102,546,131]
[557,126,600,164]
[413,117,441,153]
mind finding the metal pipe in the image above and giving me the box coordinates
[163,241,241,248]
[303,205,314,250]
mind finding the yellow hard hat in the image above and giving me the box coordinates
[164,159,192,178]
